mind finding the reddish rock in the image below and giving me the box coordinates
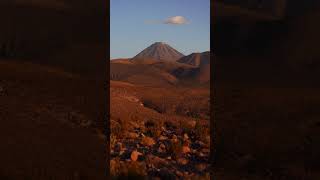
[141,136,156,146]
[130,150,142,161]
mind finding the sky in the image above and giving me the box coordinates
[110,0,210,59]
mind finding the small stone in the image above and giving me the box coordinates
[196,141,206,147]
[183,133,189,140]
[129,121,140,129]
[186,120,196,129]
[205,135,210,143]
[198,152,206,157]
[176,170,183,177]
[141,136,156,146]
[158,143,166,153]
[182,145,191,154]
[195,163,207,171]
[130,150,142,161]
[127,132,139,139]
[202,148,210,154]
[171,135,178,143]
[160,143,166,149]
[159,135,168,141]
[177,158,188,165]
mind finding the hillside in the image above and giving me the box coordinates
[0,60,106,179]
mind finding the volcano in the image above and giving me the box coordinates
[132,42,184,61]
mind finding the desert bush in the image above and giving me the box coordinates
[175,96,210,120]
[111,119,122,138]
[144,119,162,137]
[168,140,183,159]
[110,134,117,150]
[195,121,210,143]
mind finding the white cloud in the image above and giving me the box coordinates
[145,16,189,25]
[164,16,189,25]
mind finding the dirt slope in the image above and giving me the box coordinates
[0,60,106,179]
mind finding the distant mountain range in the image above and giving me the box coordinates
[111,42,210,86]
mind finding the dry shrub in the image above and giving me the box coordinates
[168,140,183,159]
[195,121,210,143]
[110,134,117,150]
[145,119,163,138]
[111,119,122,138]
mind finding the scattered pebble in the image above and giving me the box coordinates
[130,150,142,161]
[141,136,156,146]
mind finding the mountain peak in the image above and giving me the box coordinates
[154,42,166,45]
[132,42,184,61]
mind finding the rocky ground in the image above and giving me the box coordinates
[110,121,210,179]
[110,81,211,179]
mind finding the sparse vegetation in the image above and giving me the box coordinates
[110,78,210,179]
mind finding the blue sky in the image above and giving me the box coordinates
[110,0,210,59]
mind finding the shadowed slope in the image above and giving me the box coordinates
[0,60,106,179]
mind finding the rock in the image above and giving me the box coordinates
[177,158,188,165]
[158,143,166,153]
[171,135,179,143]
[182,145,191,154]
[186,120,196,129]
[196,141,206,147]
[141,136,156,146]
[176,170,183,177]
[159,135,168,141]
[129,121,140,129]
[114,142,123,152]
[198,152,206,157]
[195,163,207,171]
[127,132,139,139]
[130,150,142,161]
[205,135,210,143]
[160,143,166,149]
[146,154,168,166]
[183,133,189,140]
[201,148,210,154]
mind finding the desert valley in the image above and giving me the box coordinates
[110,42,211,179]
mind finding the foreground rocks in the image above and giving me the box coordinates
[110,120,211,179]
